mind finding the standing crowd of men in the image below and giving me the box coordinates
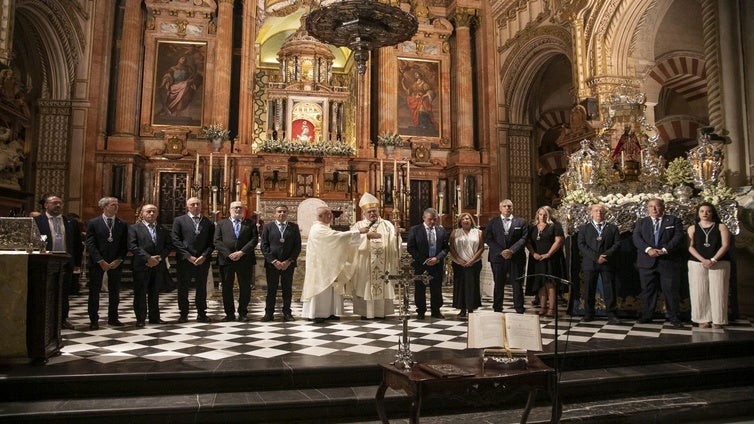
[37,192,705,330]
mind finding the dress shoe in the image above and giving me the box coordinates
[62,320,75,330]
[136,321,145,328]
[515,308,525,314]
[261,315,274,322]
[89,322,99,330]
[430,312,445,319]
[149,319,168,324]
[283,314,295,322]
[416,313,425,320]
[326,315,340,321]
[313,317,326,323]
[637,318,653,324]
[458,310,467,318]
[669,319,683,328]
[582,315,594,322]
[238,315,248,322]
[108,319,125,327]
[222,316,236,322]
[607,316,621,325]
[197,315,211,323]
[177,315,189,323]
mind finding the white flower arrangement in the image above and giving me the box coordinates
[257,139,356,156]
[562,189,596,206]
[699,182,735,205]
[595,192,676,208]
[202,123,230,140]
[664,157,694,186]
[376,132,404,147]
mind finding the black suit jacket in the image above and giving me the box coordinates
[260,221,301,268]
[85,215,129,266]
[407,224,448,274]
[214,218,258,266]
[128,221,172,272]
[171,214,215,261]
[34,214,83,267]
[485,215,528,264]
[632,214,685,268]
[577,221,620,270]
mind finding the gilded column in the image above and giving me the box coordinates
[112,0,143,137]
[213,0,234,126]
[449,8,476,152]
[237,0,257,151]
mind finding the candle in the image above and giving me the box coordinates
[438,193,444,216]
[476,193,481,217]
[209,153,213,184]
[640,150,644,166]
[235,180,241,201]
[256,189,261,213]
[223,154,228,185]
[406,161,410,185]
[195,153,200,182]
[621,151,625,169]
[393,159,397,182]
[212,188,217,217]
[456,186,461,216]
[380,159,384,191]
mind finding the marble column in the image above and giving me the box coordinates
[450,8,476,152]
[213,0,234,128]
[237,0,256,153]
[110,0,143,146]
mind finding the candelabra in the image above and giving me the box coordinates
[382,252,433,370]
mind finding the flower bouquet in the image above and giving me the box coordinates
[201,123,230,140]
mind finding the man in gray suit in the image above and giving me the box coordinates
[214,201,258,322]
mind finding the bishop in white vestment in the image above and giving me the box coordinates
[350,193,400,319]
[302,206,378,322]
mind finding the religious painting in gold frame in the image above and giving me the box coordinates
[151,41,206,128]
[397,58,441,139]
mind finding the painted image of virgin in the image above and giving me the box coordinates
[153,43,205,127]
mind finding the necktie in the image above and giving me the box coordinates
[653,218,660,245]
[233,219,240,238]
[428,226,436,257]
[596,223,602,232]
[148,223,156,242]
[107,218,113,228]
[52,216,64,251]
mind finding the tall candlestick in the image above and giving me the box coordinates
[223,154,228,185]
[406,161,410,185]
[438,193,444,216]
[212,188,217,216]
[476,193,481,217]
[393,159,397,182]
[256,189,261,213]
[235,180,241,201]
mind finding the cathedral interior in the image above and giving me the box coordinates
[1,0,754,422]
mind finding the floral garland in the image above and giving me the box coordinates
[257,138,356,156]
[563,190,677,208]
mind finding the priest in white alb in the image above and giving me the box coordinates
[302,206,378,323]
[350,193,400,319]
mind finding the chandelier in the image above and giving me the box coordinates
[306,0,419,74]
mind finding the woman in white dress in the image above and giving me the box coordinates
[449,213,484,318]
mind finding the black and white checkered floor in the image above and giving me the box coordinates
[56,285,754,365]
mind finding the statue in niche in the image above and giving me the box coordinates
[0,127,25,190]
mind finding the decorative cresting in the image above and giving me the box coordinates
[688,126,724,190]
[305,0,419,74]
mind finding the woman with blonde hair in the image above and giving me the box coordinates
[449,213,484,318]
[526,206,565,316]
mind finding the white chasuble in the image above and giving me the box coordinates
[301,221,361,303]
[350,218,400,318]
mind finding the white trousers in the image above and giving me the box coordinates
[687,260,730,325]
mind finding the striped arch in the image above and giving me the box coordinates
[648,55,707,102]
[535,110,568,132]
[655,116,705,144]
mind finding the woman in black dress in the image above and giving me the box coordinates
[526,207,565,316]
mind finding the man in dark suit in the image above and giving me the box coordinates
[214,201,258,322]
[34,195,83,330]
[172,197,215,323]
[485,199,529,313]
[633,198,685,326]
[577,204,621,324]
[260,205,301,322]
[407,208,448,319]
[128,204,171,327]
[85,197,129,330]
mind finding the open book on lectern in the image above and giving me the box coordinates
[467,311,543,354]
